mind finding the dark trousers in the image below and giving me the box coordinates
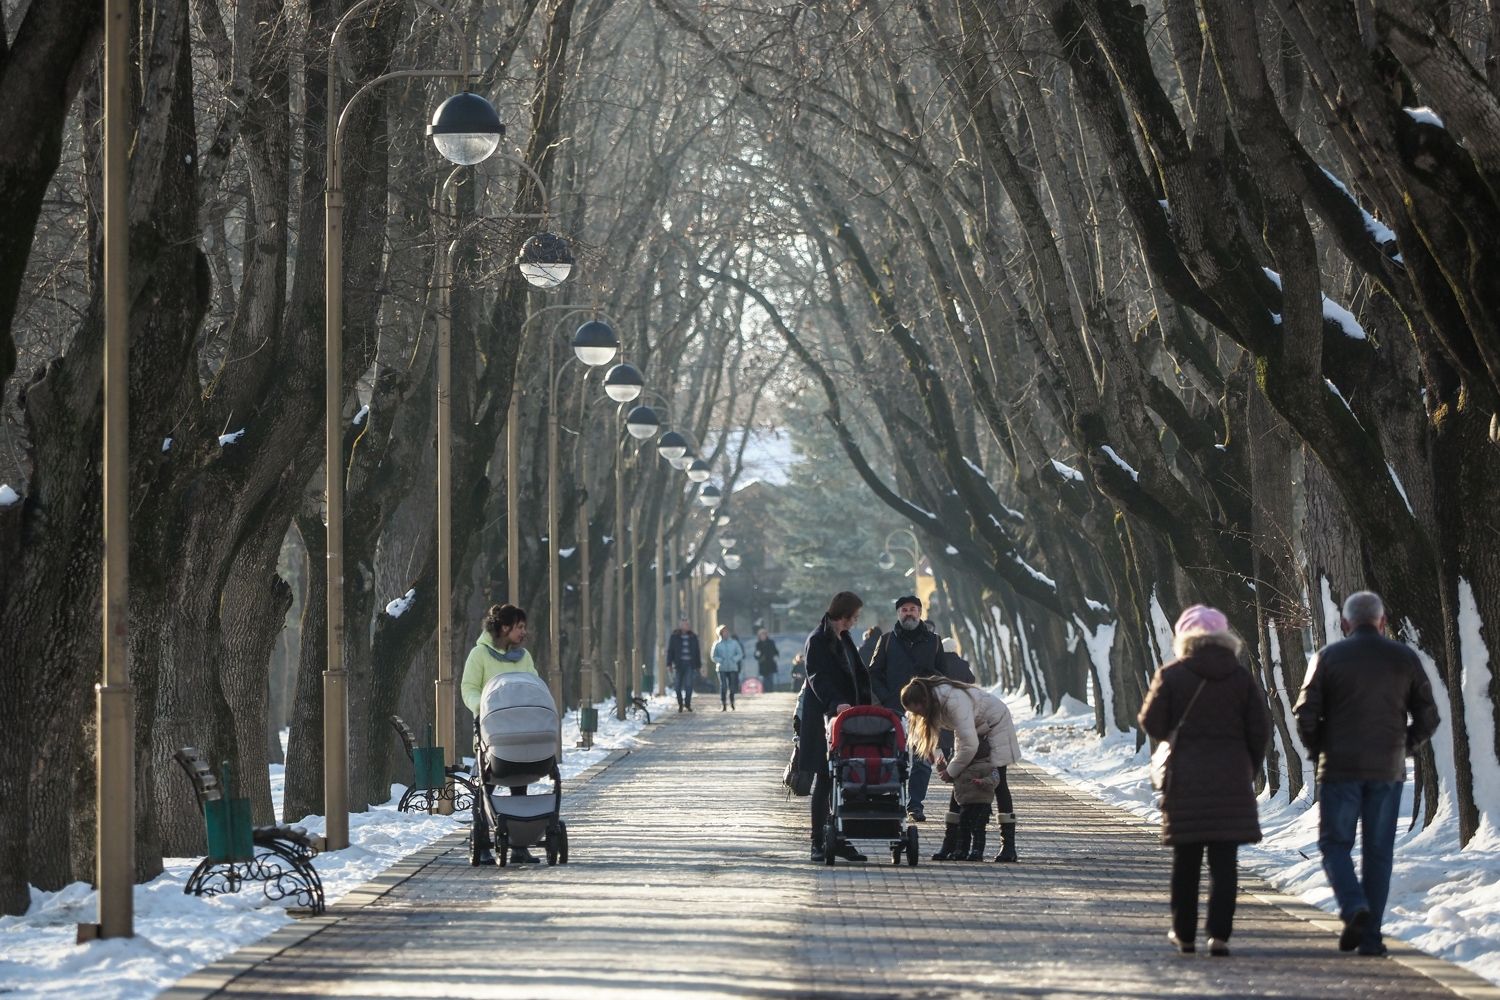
[811,769,832,846]
[1318,779,1402,951]
[995,766,1013,814]
[674,664,695,706]
[760,672,775,693]
[1170,842,1239,942]
[719,670,740,707]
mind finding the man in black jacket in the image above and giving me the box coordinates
[666,618,702,712]
[868,595,943,821]
[1294,590,1441,958]
[802,590,872,862]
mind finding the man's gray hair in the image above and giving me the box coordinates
[1342,590,1385,626]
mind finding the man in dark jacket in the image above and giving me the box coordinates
[666,618,702,712]
[754,628,779,692]
[868,596,943,821]
[1293,590,1441,958]
[801,590,872,863]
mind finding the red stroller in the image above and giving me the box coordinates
[824,705,919,866]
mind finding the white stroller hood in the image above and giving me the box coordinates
[478,672,559,770]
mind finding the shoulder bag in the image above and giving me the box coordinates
[1150,678,1208,793]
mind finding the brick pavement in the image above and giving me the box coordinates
[170,695,1494,999]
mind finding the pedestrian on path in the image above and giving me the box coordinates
[799,590,873,863]
[900,675,1022,863]
[940,636,975,683]
[667,617,702,712]
[754,628,780,692]
[857,624,882,668]
[1139,604,1272,956]
[460,603,542,865]
[869,596,944,821]
[711,625,745,710]
[1293,590,1440,958]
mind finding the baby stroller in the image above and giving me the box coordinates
[824,705,919,866]
[471,672,569,867]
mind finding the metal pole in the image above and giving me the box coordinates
[432,209,455,816]
[92,0,135,940]
[322,43,350,854]
[546,338,564,735]
[630,500,643,700]
[614,438,628,720]
[507,394,520,603]
[668,535,679,645]
[577,482,592,749]
[654,510,665,697]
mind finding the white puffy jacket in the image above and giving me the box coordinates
[937,684,1021,775]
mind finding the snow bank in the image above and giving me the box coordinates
[1003,690,1500,987]
[0,696,670,1000]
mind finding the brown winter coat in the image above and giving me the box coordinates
[1138,636,1272,846]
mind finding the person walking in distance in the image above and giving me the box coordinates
[796,591,873,863]
[1294,590,1440,958]
[711,625,745,711]
[857,624,882,669]
[754,628,780,693]
[939,636,974,683]
[460,604,543,865]
[1139,605,1272,956]
[667,617,702,712]
[868,596,943,822]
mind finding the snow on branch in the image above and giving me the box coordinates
[1098,445,1139,482]
[1262,267,1368,340]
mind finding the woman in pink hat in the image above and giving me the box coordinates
[1139,605,1272,957]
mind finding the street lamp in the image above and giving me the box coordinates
[699,483,723,509]
[516,231,575,288]
[879,527,922,580]
[878,551,897,572]
[657,430,689,462]
[723,553,742,570]
[604,362,644,402]
[719,536,736,549]
[625,404,660,439]
[716,514,731,527]
[325,0,499,855]
[572,319,619,365]
[687,458,711,483]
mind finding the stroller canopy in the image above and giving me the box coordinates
[478,672,559,765]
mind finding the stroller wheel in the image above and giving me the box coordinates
[545,829,559,866]
[497,836,509,868]
[823,822,838,866]
[558,823,570,865]
[905,825,920,867]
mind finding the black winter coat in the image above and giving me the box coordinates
[868,622,942,710]
[666,630,701,672]
[754,637,779,676]
[1293,625,1440,783]
[1139,640,1272,846]
[795,617,872,773]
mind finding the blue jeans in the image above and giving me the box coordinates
[674,664,695,706]
[1318,779,1403,951]
[907,753,932,816]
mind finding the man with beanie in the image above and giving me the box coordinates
[1294,591,1440,958]
[869,595,944,822]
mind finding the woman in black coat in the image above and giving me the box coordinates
[796,590,872,863]
[1139,604,1272,957]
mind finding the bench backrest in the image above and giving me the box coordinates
[173,747,222,812]
[389,715,418,760]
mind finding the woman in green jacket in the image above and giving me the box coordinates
[462,603,540,864]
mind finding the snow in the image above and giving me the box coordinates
[1318,576,1342,647]
[384,588,416,618]
[558,547,576,558]
[1011,555,1057,592]
[1098,445,1139,482]
[962,456,986,479]
[1050,459,1083,482]
[160,438,172,453]
[1387,462,1414,516]
[1262,267,1368,339]
[1458,580,1500,829]
[0,697,669,1000]
[217,429,246,446]
[0,484,18,507]
[1073,616,1118,732]
[1320,167,1397,245]
[1325,378,1363,428]
[1084,598,1111,614]
[944,544,959,555]
[1405,106,1446,129]
[352,404,370,426]
[1148,587,1175,663]
[1000,504,1025,522]
[1002,689,1500,987]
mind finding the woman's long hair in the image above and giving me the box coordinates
[900,675,978,760]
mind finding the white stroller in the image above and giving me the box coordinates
[470,672,569,867]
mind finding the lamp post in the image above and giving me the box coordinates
[323,0,502,853]
[85,0,134,941]
[879,527,922,581]
[606,364,648,719]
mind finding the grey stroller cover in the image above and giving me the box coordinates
[478,672,559,786]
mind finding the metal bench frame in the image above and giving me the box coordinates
[389,714,477,814]
[173,747,326,914]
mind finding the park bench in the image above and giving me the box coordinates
[389,714,477,814]
[172,747,325,915]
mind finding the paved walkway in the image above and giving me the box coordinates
[166,695,1494,999]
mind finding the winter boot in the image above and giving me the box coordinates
[931,812,961,860]
[965,827,987,862]
[962,805,990,861]
[992,813,1018,863]
[951,822,972,861]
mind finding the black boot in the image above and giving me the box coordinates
[992,813,1018,863]
[965,827,987,862]
[931,813,960,860]
[511,846,541,864]
[952,823,972,861]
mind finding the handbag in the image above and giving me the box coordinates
[782,738,815,796]
[1150,678,1208,793]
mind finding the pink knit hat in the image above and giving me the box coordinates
[1174,604,1228,636]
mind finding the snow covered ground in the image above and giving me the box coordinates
[1010,691,1500,987]
[0,695,670,1000]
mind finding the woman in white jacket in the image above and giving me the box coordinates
[710,625,746,711]
[901,675,1022,862]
